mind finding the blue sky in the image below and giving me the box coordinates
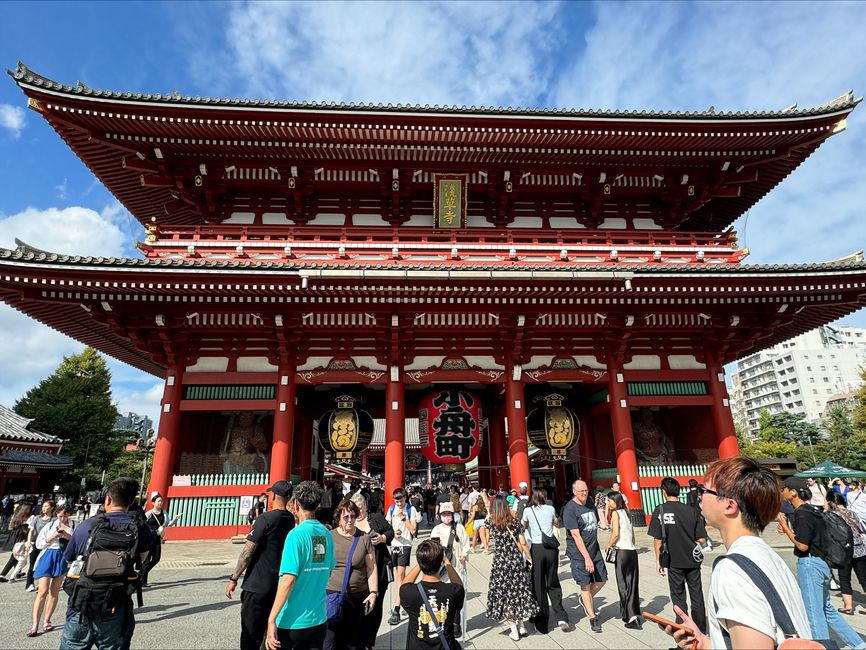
[0,1,864,429]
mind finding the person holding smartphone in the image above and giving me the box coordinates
[386,488,421,625]
[350,491,394,650]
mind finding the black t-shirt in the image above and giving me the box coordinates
[647,501,707,568]
[788,504,822,559]
[242,509,295,593]
[562,499,601,560]
[411,495,424,512]
[423,489,436,507]
[399,580,465,650]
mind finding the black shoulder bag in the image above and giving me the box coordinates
[529,507,559,550]
[658,504,671,569]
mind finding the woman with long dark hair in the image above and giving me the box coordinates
[521,488,568,634]
[606,491,641,629]
[0,503,33,581]
[485,495,539,641]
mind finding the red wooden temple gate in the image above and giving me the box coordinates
[2,64,864,537]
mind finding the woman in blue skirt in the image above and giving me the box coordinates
[29,504,75,637]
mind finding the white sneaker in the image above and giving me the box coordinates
[519,622,528,636]
[508,629,521,641]
[25,584,36,592]
[557,620,570,631]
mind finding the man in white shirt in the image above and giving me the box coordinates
[385,487,421,625]
[662,457,811,649]
[806,478,827,508]
[846,481,866,526]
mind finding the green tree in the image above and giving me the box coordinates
[853,367,866,434]
[14,348,122,482]
[824,403,854,438]
[757,411,821,447]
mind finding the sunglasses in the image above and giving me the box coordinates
[696,484,719,498]
[340,513,357,521]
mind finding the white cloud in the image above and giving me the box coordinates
[0,203,127,257]
[54,179,68,201]
[192,2,563,107]
[0,104,25,137]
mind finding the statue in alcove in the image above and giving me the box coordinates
[222,411,269,474]
[632,409,674,465]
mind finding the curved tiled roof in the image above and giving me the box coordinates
[0,450,72,468]
[9,62,861,121]
[2,241,865,276]
[0,405,64,444]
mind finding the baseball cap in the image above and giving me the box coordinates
[518,481,528,489]
[267,480,293,498]
[438,502,454,513]
[783,477,808,492]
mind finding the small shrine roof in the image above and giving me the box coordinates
[10,63,860,121]
[0,404,64,444]
[0,450,72,468]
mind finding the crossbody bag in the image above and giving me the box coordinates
[326,534,361,622]
[529,507,559,550]
[417,582,453,650]
[658,504,671,568]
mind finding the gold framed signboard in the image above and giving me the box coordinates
[433,173,468,229]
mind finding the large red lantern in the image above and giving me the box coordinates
[418,389,482,465]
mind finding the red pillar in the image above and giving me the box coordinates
[298,417,313,481]
[384,366,405,511]
[707,360,740,459]
[148,355,186,507]
[478,421,493,489]
[606,359,643,513]
[488,406,509,489]
[554,462,568,506]
[577,415,595,483]
[270,361,297,484]
[505,364,530,491]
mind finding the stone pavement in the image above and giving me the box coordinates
[2,522,865,649]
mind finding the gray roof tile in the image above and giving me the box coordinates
[0,405,63,444]
[10,62,861,121]
[0,450,72,467]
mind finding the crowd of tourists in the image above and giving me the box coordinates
[4,463,866,649]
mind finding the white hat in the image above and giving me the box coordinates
[518,481,528,488]
[438,502,454,513]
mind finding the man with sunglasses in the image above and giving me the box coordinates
[386,487,421,625]
[648,477,708,634]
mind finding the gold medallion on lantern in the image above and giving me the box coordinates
[318,395,374,464]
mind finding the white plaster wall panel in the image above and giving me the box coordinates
[632,218,662,230]
[297,356,334,371]
[262,213,293,225]
[224,212,255,224]
[353,214,389,227]
[404,213,433,226]
[405,356,446,371]
[186,357,229,373]
[463,356,500,369]
[549,217,586,229]
[623,355,662,370]
[237,357,279,372]
[351,356,387,371]
[667,355,707,370]
[307,213,346,226]
[466,214,495,228]
[524,355,555,370]
[598,218,627,229]
[507,217,543,228]
[572,356,606,370]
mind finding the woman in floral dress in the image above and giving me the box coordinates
[485,496,539,641]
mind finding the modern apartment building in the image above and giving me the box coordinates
[731,325,866,437]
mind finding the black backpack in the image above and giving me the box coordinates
[63,514,141,616]
[802,506,853,569]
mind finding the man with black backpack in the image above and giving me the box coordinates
[60,477,153,650]
[777,476,865,649]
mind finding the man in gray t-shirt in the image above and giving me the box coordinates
[562,480,607,634]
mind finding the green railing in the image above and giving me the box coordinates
[640,487,689,514]
[170,496,249,527]
[183,384,276,400]
[177,473,270,486]
[592,464,708,483]
[627,382,708,396]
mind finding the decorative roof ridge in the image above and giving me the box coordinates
[14,237,56,257]
[10,62,862,121]
[2,244,866,274]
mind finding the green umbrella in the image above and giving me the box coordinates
[794,459,866,479]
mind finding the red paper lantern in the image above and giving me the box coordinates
[418,389,482,465]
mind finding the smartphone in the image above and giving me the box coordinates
[641,611,694,635]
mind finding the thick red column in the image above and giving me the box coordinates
[505,365,531,491]
[298,417,313,481]
[707,361,740,459]
[270,361,297,484]
[488,406,509,489]
[478,421,493,489]
[606,359,643,513]
[384,366,405,511]
[577,415,595,484]
[148,355,185,507]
